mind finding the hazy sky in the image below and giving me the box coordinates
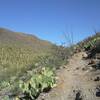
[0,0,100,44]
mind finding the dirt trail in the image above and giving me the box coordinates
[37,52,100,100]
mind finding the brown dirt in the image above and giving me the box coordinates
[37,52,100,100]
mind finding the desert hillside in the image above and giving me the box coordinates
[0,31,100,100]
[0,28,52,81]
[0,28,51,49]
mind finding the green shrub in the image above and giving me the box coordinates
[83,37,100,51]
[19,67,56,100]
[2,96,10,100]
[0,81,10,90]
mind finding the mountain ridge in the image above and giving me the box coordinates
[0,28,52,49]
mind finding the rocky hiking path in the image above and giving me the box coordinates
[37,52,100,100]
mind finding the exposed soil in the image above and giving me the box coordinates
[37,52,100,100]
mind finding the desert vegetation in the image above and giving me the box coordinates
[0,28,74,99]
[0,28,100,100]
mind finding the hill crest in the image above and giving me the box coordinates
[0,28,51,49]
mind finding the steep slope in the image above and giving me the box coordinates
[0,28,52,81]
[0,28,51,50]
